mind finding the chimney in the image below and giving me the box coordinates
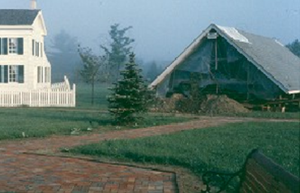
[31,0,37,9]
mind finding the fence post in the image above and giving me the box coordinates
[11,91,13,107]
[56,90,59,106]
[29,91,32,107]
[73,84,76,107]
[48,89,50,106]
[38,90,41,107]
[20,92,23,106]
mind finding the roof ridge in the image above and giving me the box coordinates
[0,9,40,10]
[213,23,284,44]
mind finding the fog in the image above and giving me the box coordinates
[2,0,300,62]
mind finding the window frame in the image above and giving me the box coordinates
[35,41,39,57]
[0,65,24,83]
[37,66,44,83]
[0,38,23,55]
[9,38,18,54]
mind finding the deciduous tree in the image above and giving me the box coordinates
[101,24,134,83]
[78,45,106,105]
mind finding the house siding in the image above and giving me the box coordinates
[0,11,50,91]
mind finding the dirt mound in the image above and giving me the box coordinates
[201,95,249,114]
[153,94,185,112]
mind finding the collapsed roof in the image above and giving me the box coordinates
[150,24,300,100]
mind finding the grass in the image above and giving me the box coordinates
[0,83,298,140]
[69,121,300,177]
[0,83,194,140]
[0,108,107,140]
[75,83,110,109]
[219,111,300,120]
[0,108,192,140]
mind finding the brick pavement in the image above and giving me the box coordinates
[0,117,243,193]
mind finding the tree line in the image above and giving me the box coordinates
[48,25,163,84]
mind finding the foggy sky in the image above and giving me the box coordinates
[1,0,300,62]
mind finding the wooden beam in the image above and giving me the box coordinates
[215,39,218,70]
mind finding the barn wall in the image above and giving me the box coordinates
[157,36,283,100]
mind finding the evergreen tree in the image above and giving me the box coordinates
[146,61,161,82]
[107,53,147,125]
[286,39,300,57]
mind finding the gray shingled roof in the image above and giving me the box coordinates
[222,27,300,94]
[150,24,300,94]
[0,9,40,25]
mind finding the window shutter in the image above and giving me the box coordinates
[0,38,2,54]
[2,38,8,55]
[4,65,8,83]
[19,66,24,83]
[18,38,24,55]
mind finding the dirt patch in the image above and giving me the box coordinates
[201,95,249,114]
[153,94,185,112]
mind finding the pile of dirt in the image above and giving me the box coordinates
[153,94,185,112]
[200,95,249,114]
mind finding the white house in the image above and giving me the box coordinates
[0,0,76,107]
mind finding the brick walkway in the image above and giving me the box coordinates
[0,117,243,193]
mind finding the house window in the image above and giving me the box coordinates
[40,43,43,57]
[32,40,35,56]
[32,39,42,57]
[0,38,23,55]
[45,67,51,83]
[0,65,24,83]
[35,41,39,57]
[37,66,43,83]
[9,38,18,54]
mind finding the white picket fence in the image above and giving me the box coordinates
[0,77,76,107]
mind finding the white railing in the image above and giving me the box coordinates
[0,77,76,107]
[51,76,71,91]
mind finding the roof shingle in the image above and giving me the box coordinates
[229,28,300,93]
[0,9,40,25]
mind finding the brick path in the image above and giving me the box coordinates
[0,117,244,193]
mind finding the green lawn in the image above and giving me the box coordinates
[0,108,106,140]
[0,108,192,140]
[225,111,300,120]
[70,121,300,177]
[75,83,110,109]
[0,83,194,140]
[0,83,298,141]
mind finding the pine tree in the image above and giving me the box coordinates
[107,53,147,125]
